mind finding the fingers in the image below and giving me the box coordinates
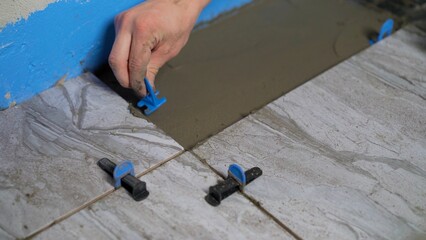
[145,66,159,90]
[145,54,165,84]
[146,45,180,84]
[129,32,153,97]
[109,32,132,88]
[109,31,177,97]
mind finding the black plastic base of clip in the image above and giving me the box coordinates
[98,158,149,201]
[205,167,262,206]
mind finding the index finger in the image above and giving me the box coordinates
[129,34,153,97]
[109,32,131,88]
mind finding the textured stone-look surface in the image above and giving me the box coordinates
[0,228,14,240]
[35,152,293,240]
[0,73,183,238]
[350,25,426,100]
[194,27,426,239]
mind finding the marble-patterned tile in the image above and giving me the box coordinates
[193,59,426,239]
[349,25,426,100]
[0,73,183,238]
[0,228,14,240]
[34,152,294,240]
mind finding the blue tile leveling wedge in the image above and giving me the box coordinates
[137,78,166,115]
[369,18,394,45]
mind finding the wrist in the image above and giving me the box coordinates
[176,0,211,25]
[169,0,210,14]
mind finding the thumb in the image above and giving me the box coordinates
[145,50,171,90]
[145,65,160,91]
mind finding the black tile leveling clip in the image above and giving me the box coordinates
[97,158,149,201]
[205,163,262,207]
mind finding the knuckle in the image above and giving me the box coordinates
[118,12,131,22]
[134,18,152,32]
[128,58,144,71]
[108,55,120,68]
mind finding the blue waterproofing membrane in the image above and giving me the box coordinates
[0,0,252,109]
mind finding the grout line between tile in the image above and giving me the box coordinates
[241,192,303,240]
[23,67,309,239]
[26,150,186,239]
[189,150,303,240]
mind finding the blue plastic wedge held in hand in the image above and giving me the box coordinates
[137,78,167,116]
[370,18,394,45]
[113,160,135,189]
[228,163,247,190]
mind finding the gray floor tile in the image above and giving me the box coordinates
[34,152,294,240]
[193,29,426,239]
[349,26,426,100]
[0,228,14,240]
[0,73,183,238]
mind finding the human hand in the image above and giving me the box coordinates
[109,0,210,97]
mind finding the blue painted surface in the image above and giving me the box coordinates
[0,0,252,109]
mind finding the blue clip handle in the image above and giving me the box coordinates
[137,78,166,116]
[228,163,246,189]
[113,160,135,189]
[370,18,394,45]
